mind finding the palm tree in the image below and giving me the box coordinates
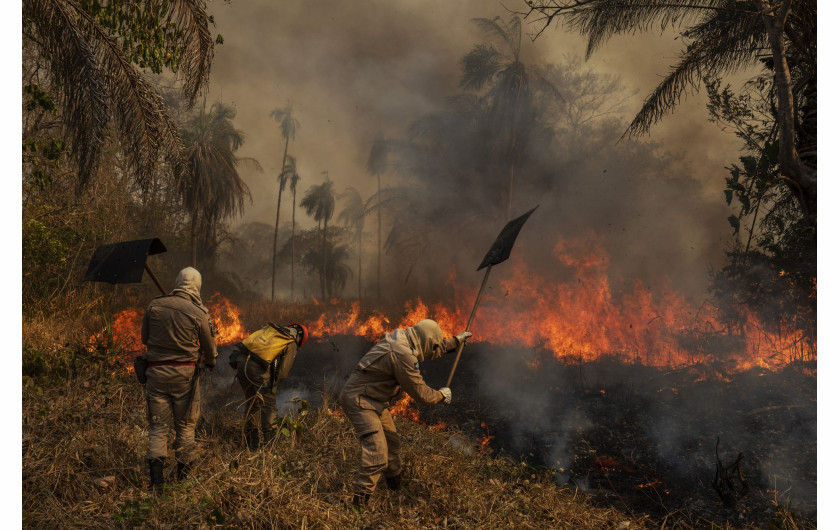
[460,15,533,220]
[299,175,336,300]
[22,0,214,190]
[284,156,302,300]
[269,104,300,301]
[270,169,289,300]
[180,102,258,268]
[523,0,816,224]
[303,240,353,299]
[337,187,365,300]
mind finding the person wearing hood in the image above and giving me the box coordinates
[140,267,217,490]
[339,319,471,507]
[228,322,310,450]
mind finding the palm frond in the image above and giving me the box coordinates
[22,0,214,190]
[460,44,503,91]
[168,0,215,107]
[625,5,766,137]
[471,16,521,58]
[563,0,733,59]
[270,105,300,141]
[23,0,110,189]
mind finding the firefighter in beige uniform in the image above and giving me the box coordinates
[228,322,310,449]
[141,267,217,489]
[339,319,471,506]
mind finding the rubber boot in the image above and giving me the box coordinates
[245,428,261,451]
[385,473,401,491]
[148,457,165,491]
[177,460,191,481]
[262,427,277,446]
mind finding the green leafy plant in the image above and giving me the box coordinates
[276,397,310,444]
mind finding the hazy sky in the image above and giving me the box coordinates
[195,0,757,302]
[203,0,740,226]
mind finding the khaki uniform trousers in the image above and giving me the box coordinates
[344,400,402,495]
[145,365,200,463]
[236,356,277,435]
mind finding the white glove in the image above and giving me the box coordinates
[456,331,472,344]
[439,387,452,404]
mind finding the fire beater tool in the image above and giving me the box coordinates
[84,238,168,295]
[445,205,539,387]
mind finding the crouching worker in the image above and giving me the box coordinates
[228,322,309,449]
[141,267,217,490]
[339,319,471,508]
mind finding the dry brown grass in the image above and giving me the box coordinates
[22,361,654,529]
[23,312,811,529]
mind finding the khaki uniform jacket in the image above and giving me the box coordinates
[340,329,444,415]
[141,291,217,367]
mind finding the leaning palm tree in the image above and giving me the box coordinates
[523,0,816,225]
[284,156,302,300]
[299,175,336,300]
[337,187,365,300]
[22,0,215,190]
[269,103,300,300]
[180,102,258,268]
[460,15,533,220]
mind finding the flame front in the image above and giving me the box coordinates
[307,234,814,370]
[92,293,249,371]
[97,235,814,373]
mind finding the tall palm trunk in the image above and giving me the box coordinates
[291,186,297,299]
[321,217,328,300]
[376,174,381,300]
[357,228,362,301]
[272,135,291,301]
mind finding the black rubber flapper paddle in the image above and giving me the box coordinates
[445,205,539,387]
[84,238,169,295]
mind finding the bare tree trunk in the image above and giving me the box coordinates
[755,0,816,224]
[272,135,291,301]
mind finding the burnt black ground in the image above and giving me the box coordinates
[203,336,817,527]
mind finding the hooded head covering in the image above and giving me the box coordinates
[407,319,446,362]
[171,267,205,308]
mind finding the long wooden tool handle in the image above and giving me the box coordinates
[144,264,168,296]
[445,265,493,387]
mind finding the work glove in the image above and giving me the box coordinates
[456,331,472,345]
[439,387,452,404]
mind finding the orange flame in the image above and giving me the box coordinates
[390,393,421,423]
[302,234,815,371]
[92,293,249,372]
[206,292,248,345]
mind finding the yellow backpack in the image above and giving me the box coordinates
[242,324,295,364]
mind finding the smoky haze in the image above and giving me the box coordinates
[204,0,741,304]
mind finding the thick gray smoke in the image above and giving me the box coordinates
[205,0,741,305]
